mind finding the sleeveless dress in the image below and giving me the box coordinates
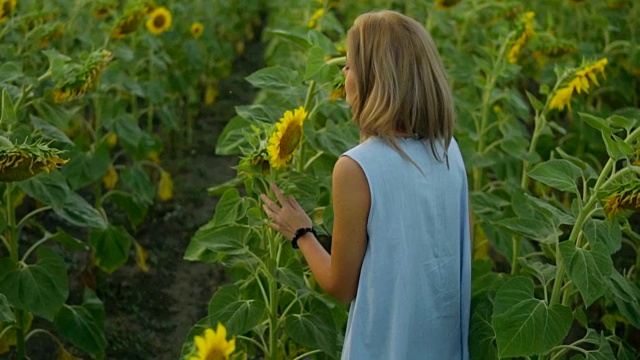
[340,136,471,360]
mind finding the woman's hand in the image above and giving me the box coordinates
[260,183,313,241]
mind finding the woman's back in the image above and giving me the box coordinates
[341,137,471,360]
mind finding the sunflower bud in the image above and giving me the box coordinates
[0,0,17,24]
[53,50,113,103]
[0,137,69,182]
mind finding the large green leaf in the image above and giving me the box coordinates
[582,219,621,255]
[494,217,561,244]
[120,165,154,205]
[284,297,337,357]
[578,112,613,135]
[212,188,247,227]
[0,61,23,83]
[53,192,107,229]
[192,225,250,256]
[568,330,615,360]
[518,259,556,287]
[245,66,300,91]
[524,194,575,225]
[19,170,70,208]
[30,115,74,145]
[107,192,148,228]
[0,247,68,321]
[88,226,132,273]
[61,144,111,190]
[528,159,583,194]
[54,304,107,356]
[608,269,640,303]
[215,116,252,156]
[235,104,282,123]
[208,285,266,335]
[492,277,572,358]
[559,242,612,307]
[0,294,15,322]
[469,297,497,360]
[267,29,311,51]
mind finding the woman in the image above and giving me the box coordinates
[261,10,471,359]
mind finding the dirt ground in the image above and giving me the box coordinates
[100,40,264,359]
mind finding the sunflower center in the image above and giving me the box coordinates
[153,14,166,28]
[204,349,226,360]
[279,123,302,157]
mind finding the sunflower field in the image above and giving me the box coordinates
[0,0,639,359]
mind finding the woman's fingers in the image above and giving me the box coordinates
[271,183,288,205]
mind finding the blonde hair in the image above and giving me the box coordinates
[347,10,455,163]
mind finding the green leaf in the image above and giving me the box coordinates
[245,66,300,91]
[582,219,621,255]
[267,29,311,50]
[524,194,575,225]
[579,112,613,135]
[53,192,107,229]
[19,170,70,208]
[469,297,497,360]
[88,226,133,273]
[61,145,111,190]
[0,247,68,321]
[528,159,583,194]
[54,305,107,356]
[1,89,18,128]
[304,46,328,80]
[235,104,282,123]
[526,91,544,112]
[0,62,23,83]
[273,259,305,290]
[555,147,598,181]
[0,294,15,322]
[518,259,556,287]
[608,114,635,132]
[212,188,247,227]
[192,225,250,256]
[492,277,572,358]
[30,115,74,145]
[602,133,633,160]
[108,192,148,228]
[215,116,252,156]
[120,165,154,205]
[208,285,266,335]
[559,242,612,307]
[284,297,337,357]
[608,269,640,304]
[52,227,87,252]
[494,217,561,244]
[576,331,615,360]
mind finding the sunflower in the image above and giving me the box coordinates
[92,1,117,18]
[0,137,68,182]
[0,0,17,23]
[146,7,171,35]
[267,106,307,170]
[190,22,204,39]
[435,0,462,10]
[308,8,324,29]
[53,50,113,103]
[112,11,146,39]
[602,181,640,218]
[507,12,535,63]
[549,58,608,111]
[189,323,236,360]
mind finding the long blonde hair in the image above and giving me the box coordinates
[347,10,455,163]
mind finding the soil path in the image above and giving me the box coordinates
[102,39,264,360]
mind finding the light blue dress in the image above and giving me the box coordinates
[340,136,471,360]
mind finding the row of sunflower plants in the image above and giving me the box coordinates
[0,0,263,358]
[181,1,354,358]
[183,0,640,359]
[433,0,640,359]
